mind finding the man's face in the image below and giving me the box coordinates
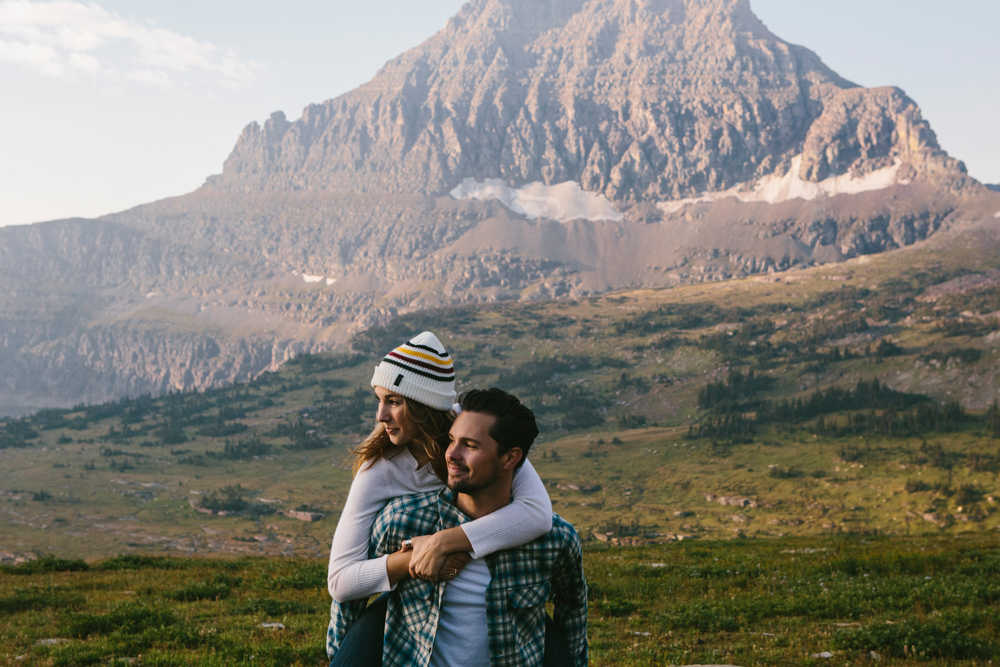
[446,411,506,493]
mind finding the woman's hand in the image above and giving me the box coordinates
[438,552,471,582]
[408,526,474,582]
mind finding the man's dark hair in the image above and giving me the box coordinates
[458,388,538,469]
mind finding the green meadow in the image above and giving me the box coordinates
[2,534,999,666]
[3,234,1000,664]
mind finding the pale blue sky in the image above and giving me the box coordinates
[0,0,996,227]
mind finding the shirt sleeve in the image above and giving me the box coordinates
[461,458,553,559]
[327,460,395,602]
[551,525,588,667]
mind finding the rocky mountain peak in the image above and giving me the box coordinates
[215,0,968,204]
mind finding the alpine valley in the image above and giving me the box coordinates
[1,0,999,415]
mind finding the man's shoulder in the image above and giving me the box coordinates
[549,513,581,544]
[523,513,580,551]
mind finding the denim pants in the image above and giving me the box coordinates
[330,593,574,666]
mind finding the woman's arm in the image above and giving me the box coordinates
[327,461,399,602]
[463,457,553,555]
[385,550,413,588]
[408,458,552,579]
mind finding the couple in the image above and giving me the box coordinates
[326,332,588,667]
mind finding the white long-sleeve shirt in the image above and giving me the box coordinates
[327,446,552,602]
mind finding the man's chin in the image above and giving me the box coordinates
[448,477,478,493]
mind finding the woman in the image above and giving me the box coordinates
[326,331,554,664]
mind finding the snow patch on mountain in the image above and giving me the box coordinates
[659,156,907,214]
[450,179,623,223]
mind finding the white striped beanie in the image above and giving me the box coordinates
[370,331,456,411]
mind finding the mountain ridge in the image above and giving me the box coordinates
[0,0,997,414]
[212,0,968,201]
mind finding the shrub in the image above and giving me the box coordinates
[198,485,249,513]
[0,585,85,613]
[1,554,89,574]
[989,400,1000,438]
[167,580,232,602]
[95,554,191,571]
[905,479,932,493]
[259,562,326,590]
[920,347,984,365]
[954,484,985,506]
[592,597,640,617]
[232,597,316,616]
[208,436,273,460]
[832,618,992,660]
[875,338,904,358]
[616,412,647,429]
[660,600,740,632]
[66,601,177,637]
[155,421,188,445]
[196,420,249,438]
[768,466,804,479]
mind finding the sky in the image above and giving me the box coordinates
[0,0,997,227]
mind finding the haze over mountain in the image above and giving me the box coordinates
[1,0,998,415]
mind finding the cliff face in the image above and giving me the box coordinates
[0,0,995,415]
[213,0,964,200]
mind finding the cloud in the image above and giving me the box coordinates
[0,0,263,90]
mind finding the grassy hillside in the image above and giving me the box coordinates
[3,229,1000,563]
[2,534,999,666]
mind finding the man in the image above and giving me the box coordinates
[332,388,588,667]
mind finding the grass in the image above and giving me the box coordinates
[2,534,999,666]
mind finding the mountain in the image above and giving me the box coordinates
[1,0,998,415]
[216,0,964,199]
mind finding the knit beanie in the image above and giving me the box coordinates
[370,331,457,411]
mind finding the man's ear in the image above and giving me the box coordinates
[501,447,523,471]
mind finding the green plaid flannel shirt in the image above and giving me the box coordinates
[327,488,588,667]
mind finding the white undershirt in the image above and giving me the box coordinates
[429,558,492,667]
[327,448,552,602]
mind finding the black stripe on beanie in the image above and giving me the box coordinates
[381,358,455,383]
[386,352,456,376]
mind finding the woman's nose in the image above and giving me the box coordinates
[376,404,390,422]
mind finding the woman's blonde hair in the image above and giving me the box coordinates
[351,396,454,480]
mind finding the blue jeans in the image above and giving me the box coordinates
[330,594,574,666]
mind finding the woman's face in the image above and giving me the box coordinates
[375,387,418,446]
